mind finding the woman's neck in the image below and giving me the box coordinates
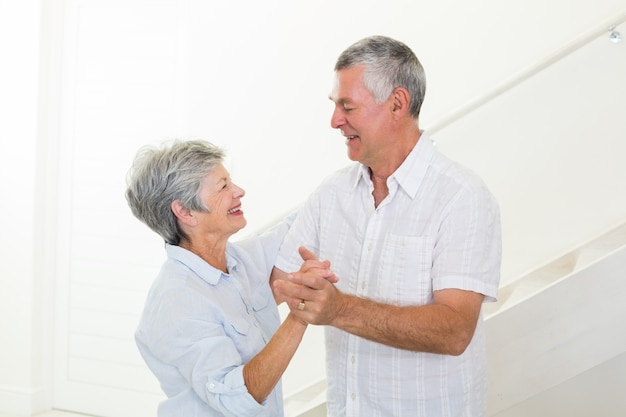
[180,238,229,273]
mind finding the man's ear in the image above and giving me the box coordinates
[391,87,410,118]
[171,200,196,226]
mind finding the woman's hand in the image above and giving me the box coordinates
[296,246,338,283]
[270,246,337,305]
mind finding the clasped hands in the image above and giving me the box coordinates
[273,246,342,325]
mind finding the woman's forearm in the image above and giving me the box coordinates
[243,313,307,403]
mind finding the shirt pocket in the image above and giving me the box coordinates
[226,314,263,362]
[251,287,280,342]
[251,286,272,313]
[376,234,433,306]
[229,315,251,336]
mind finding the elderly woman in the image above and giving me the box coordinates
[125,139,331,417]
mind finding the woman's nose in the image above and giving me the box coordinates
[233,183,245,198]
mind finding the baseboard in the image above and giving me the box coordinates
[0,384,49,416]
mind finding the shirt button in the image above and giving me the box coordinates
[351,355,355,364]
[360,282,366,290]
[351,393,356,401]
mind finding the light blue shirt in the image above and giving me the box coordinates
[136,220,291,417]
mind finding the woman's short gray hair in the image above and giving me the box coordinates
[125,139,225,245]
[335,35,426,119]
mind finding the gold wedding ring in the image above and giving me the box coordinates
[297,300,306,311]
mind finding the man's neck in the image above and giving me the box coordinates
[370,170,389,208]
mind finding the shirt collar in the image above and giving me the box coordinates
[352,130,435,199]
[354,164,371,189]
[165,243,238,285]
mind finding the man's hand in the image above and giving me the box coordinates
[270,246,337,305]
[273,246,344,325]
[296,246,338,283]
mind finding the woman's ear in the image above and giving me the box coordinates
[171,200,196,226]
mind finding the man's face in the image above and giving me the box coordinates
[329,65,394,166]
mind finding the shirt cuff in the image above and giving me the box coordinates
[206,366,272,417]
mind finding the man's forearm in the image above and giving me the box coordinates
[331,290,482,355]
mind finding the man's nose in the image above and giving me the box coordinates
[330,106,345,129]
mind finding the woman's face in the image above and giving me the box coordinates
[194,163,246,239]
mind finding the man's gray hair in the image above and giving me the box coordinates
[335,35,426,119]
[125,139,225,245]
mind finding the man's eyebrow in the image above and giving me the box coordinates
[329,96,348,105]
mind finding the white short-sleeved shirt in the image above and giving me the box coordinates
[276,132,502,417]
[136,220,291,417]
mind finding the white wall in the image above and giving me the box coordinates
[434,16,626,284]
[1,0,625,415]
[0,0,49,414]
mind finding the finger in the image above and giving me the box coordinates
[299,259,331,273]
[273,278,311,301]
[288,271,330,290]
[297,247,337,278]
[299,259,339,283]
[288,297,308,311]
[298,246,319,262]
[326,271,339,284]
